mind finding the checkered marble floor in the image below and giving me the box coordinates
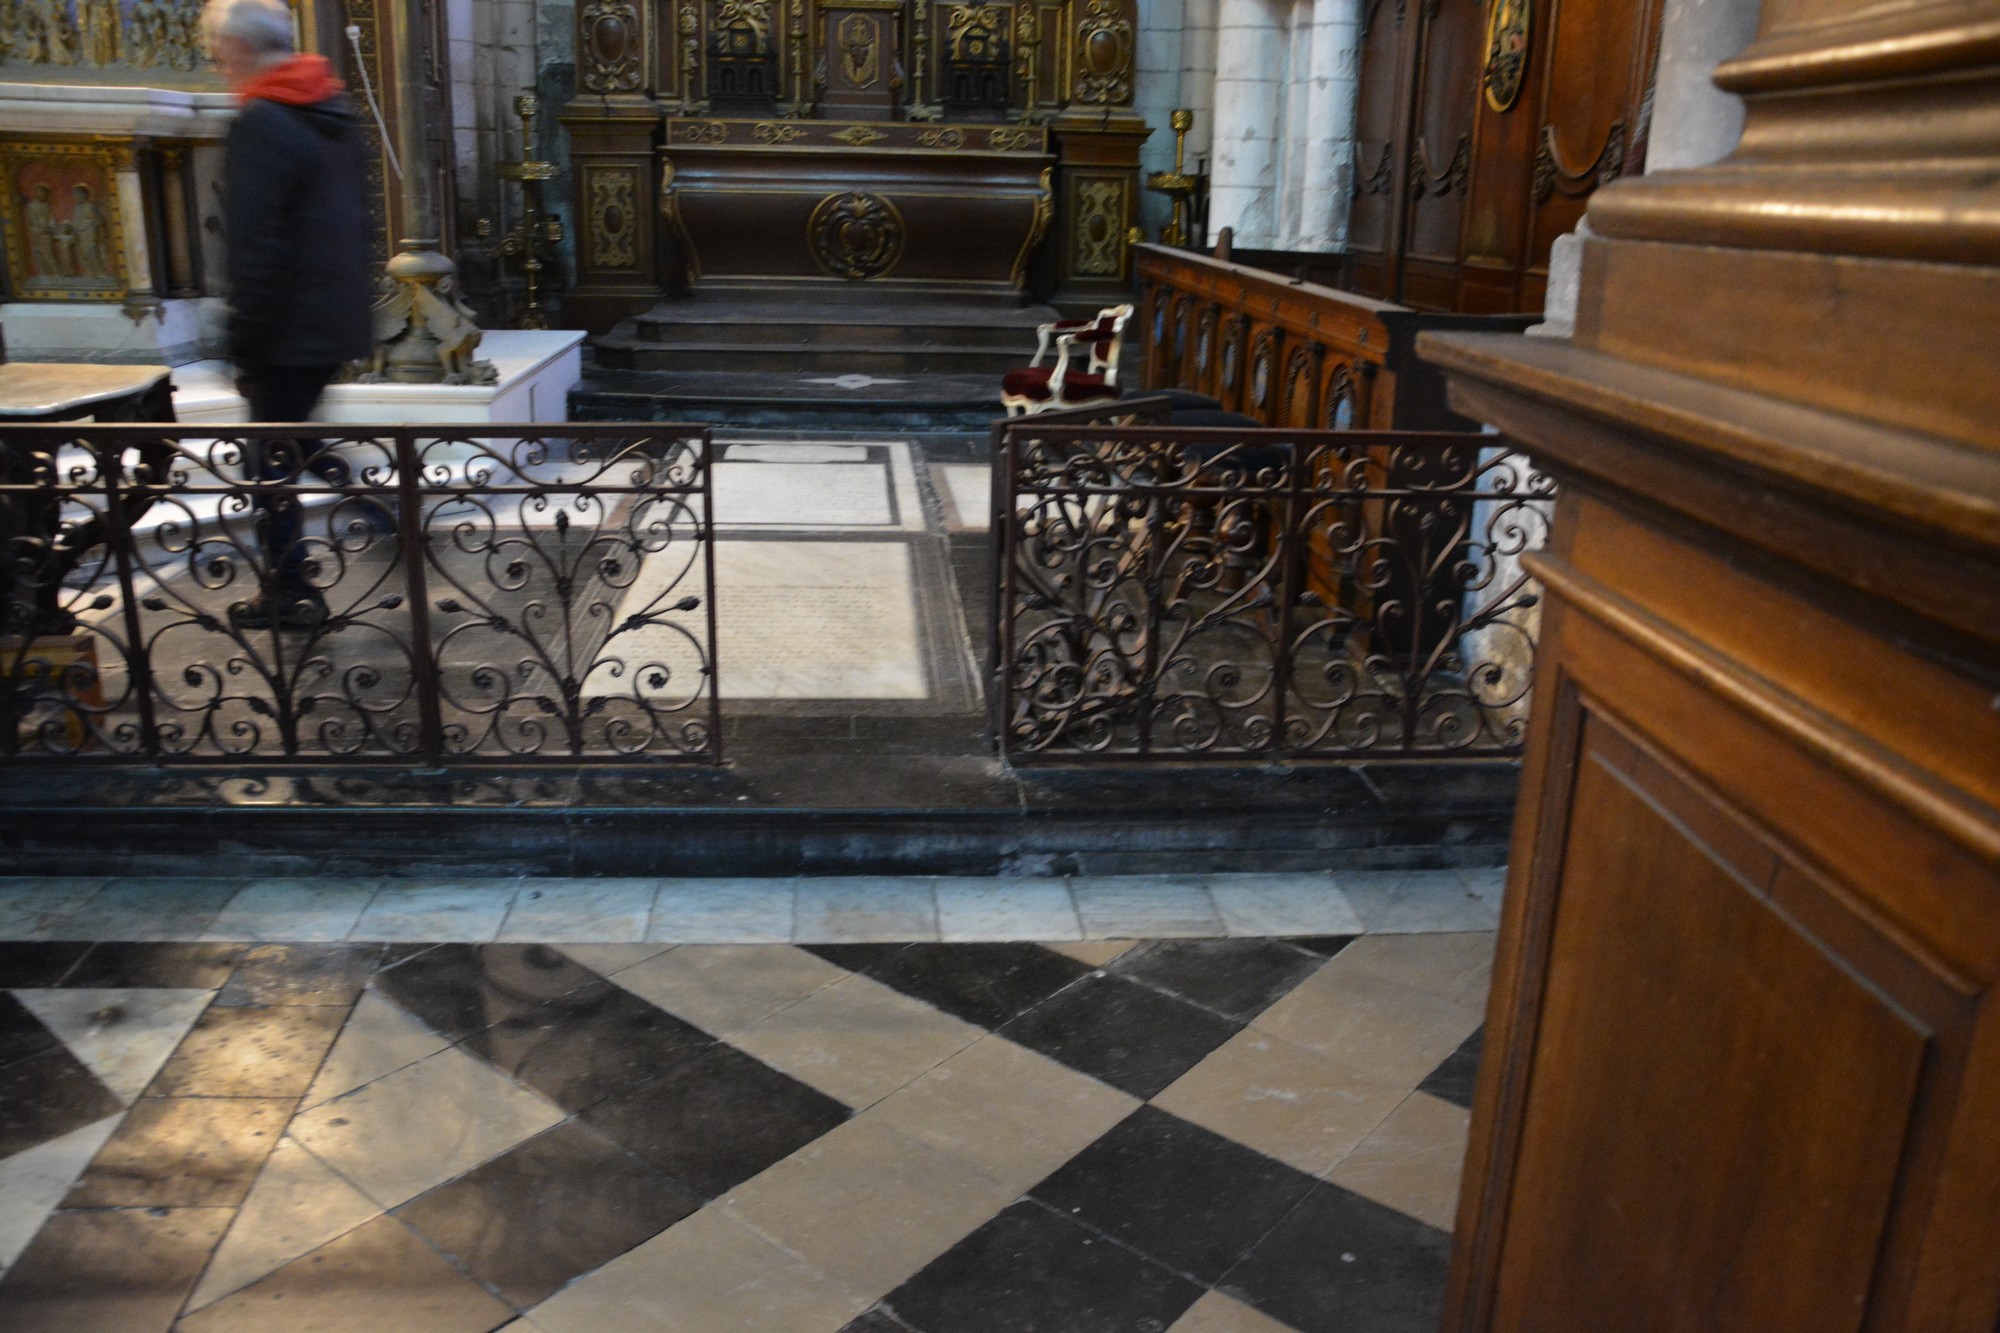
[0,876,1496,1332]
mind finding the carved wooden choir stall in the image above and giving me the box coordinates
[561,0,1146,329]
[1421,0,2000,1325]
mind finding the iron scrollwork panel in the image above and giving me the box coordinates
[0,425,720,765]
[995,424,1551,762]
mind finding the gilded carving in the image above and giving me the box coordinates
[1010,164,1052,288]
[588,167,639,269]
[1482,0,1530,113]
[829,123,888,146]
[1072,0,1132,104]
[838,12,880,88]
[1409,133,1471,199]
[988,126,1036,152]
[678,1,704,111]
[678,119,731,143]
[580,0,644,93]
[754,121,808,143]
[916,126,965,149]
[714,0,773,48]
[0,143,126,300]
[808,190,904,280]
[0,0,206,72]
[1072,176,1124,277]
[947,4,1008,59]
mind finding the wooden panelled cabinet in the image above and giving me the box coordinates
[1421,0,2000,1324]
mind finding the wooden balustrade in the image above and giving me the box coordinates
[1134,243,1534,431]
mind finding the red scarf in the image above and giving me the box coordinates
[235,54,345,106]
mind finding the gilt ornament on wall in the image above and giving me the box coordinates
[587,167,639,269]
[1072,177,1125,277]
[1072,0,1132,104]
[1481,0,1529,112]
[808,190,904,280]
[581,0,644,92]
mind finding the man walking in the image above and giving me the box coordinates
[206,0,373,629]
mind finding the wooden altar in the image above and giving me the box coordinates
[560,0,1147,328]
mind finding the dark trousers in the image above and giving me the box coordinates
[241,363,340,601]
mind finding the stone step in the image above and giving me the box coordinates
[592,338,1035,376]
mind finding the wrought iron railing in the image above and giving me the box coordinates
[993,422,1551,763]
[0,424,719,765]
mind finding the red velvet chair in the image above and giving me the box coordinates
[999,304,1134,417]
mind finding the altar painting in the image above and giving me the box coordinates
[0,145,127,300]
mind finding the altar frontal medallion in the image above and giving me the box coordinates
[807,189,905,280]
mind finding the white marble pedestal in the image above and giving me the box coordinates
[168,329,587,426]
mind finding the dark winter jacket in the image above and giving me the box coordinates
[223,74,375,369]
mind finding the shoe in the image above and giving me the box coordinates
[228,594,328,631]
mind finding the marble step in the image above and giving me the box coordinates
[592,338,1036,376]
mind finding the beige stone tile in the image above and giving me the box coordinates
[1169,1289,1300,1332]
[611,944,847,1037]
[289,1043,563,1209]
[1043,939,1136,966]
[1326,930,1496,1008]
[724,1117,1018,1295]
[729,972,984,1109]
[301,990,453,1109]
[1250,958,1484,1089]
[867,1035,1139,1191]
[186,1137,383,1311]
[1328,1090,1472,1231]
[1153,1027,1412,1178]
[528,1205,870,1333]
[556,943,674,978]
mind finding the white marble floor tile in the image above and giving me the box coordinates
[556,943,675,977]
[937,464,992,533]
[1458,864,1509,912]
[201,879,381,942]
[794,878,939,943]
[301,990,454,1109]
[289,1043,563,1210]
[647,879,796,943]
[1206,874,1364,937]
[1070,876,1226,938]
[0,879,105,939]
[613,539,930,700]
[724,443,871,464]
[933,878,1082,942]
[347,881,521,941]
[185,1136,384,1312]
[55,878,241,941]
[1335,869,1502,933]
[497,880,654,942]
[713,461,893,528]
[13,987,213,1101]
[0,1113,122,1273]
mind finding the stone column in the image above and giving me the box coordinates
[1179,0,1217,169]
[1645,0,1762,171]
[1209,0,1283,248]
[1295,0,1358,251]
[1273,0,1313,249]
[110,142,159,317]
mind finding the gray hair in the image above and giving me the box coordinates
[202,0,296,57]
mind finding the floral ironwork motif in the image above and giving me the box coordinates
[995,423,1550,761]
[0,425,718,764]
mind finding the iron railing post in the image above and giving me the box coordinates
[395,429,445,765]
[102,436,159,760]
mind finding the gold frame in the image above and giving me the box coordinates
[0,141,129,302]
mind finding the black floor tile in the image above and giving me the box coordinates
[860,943,1094,1030]
[372,943,603,1041]
[997,972,1242,1100]
[842,1306,920,1332]
[396,1120,700,1308]
[60,942,245,990]
[0,1044,123,1159]
[466,982,714,1113]
[881,1199,1204,1333]
[1108,939,1328,1023]
[0,941,91,988]
[0,992,62,1068]
[144,1004,347,1099]
[1031,1105,1319,1285]
[213,943,382,1007]
[802,943,913,974]
[0,1205,232,1333]
[62,1096,290,1208]
[1417,1026,1482,1111]
[1281,935,1357,959]
[578,1042,850,1200]
[1219,1182,1453,1333]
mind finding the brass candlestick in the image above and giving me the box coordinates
[478,94,565,330]
[1146,108,1197,246]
